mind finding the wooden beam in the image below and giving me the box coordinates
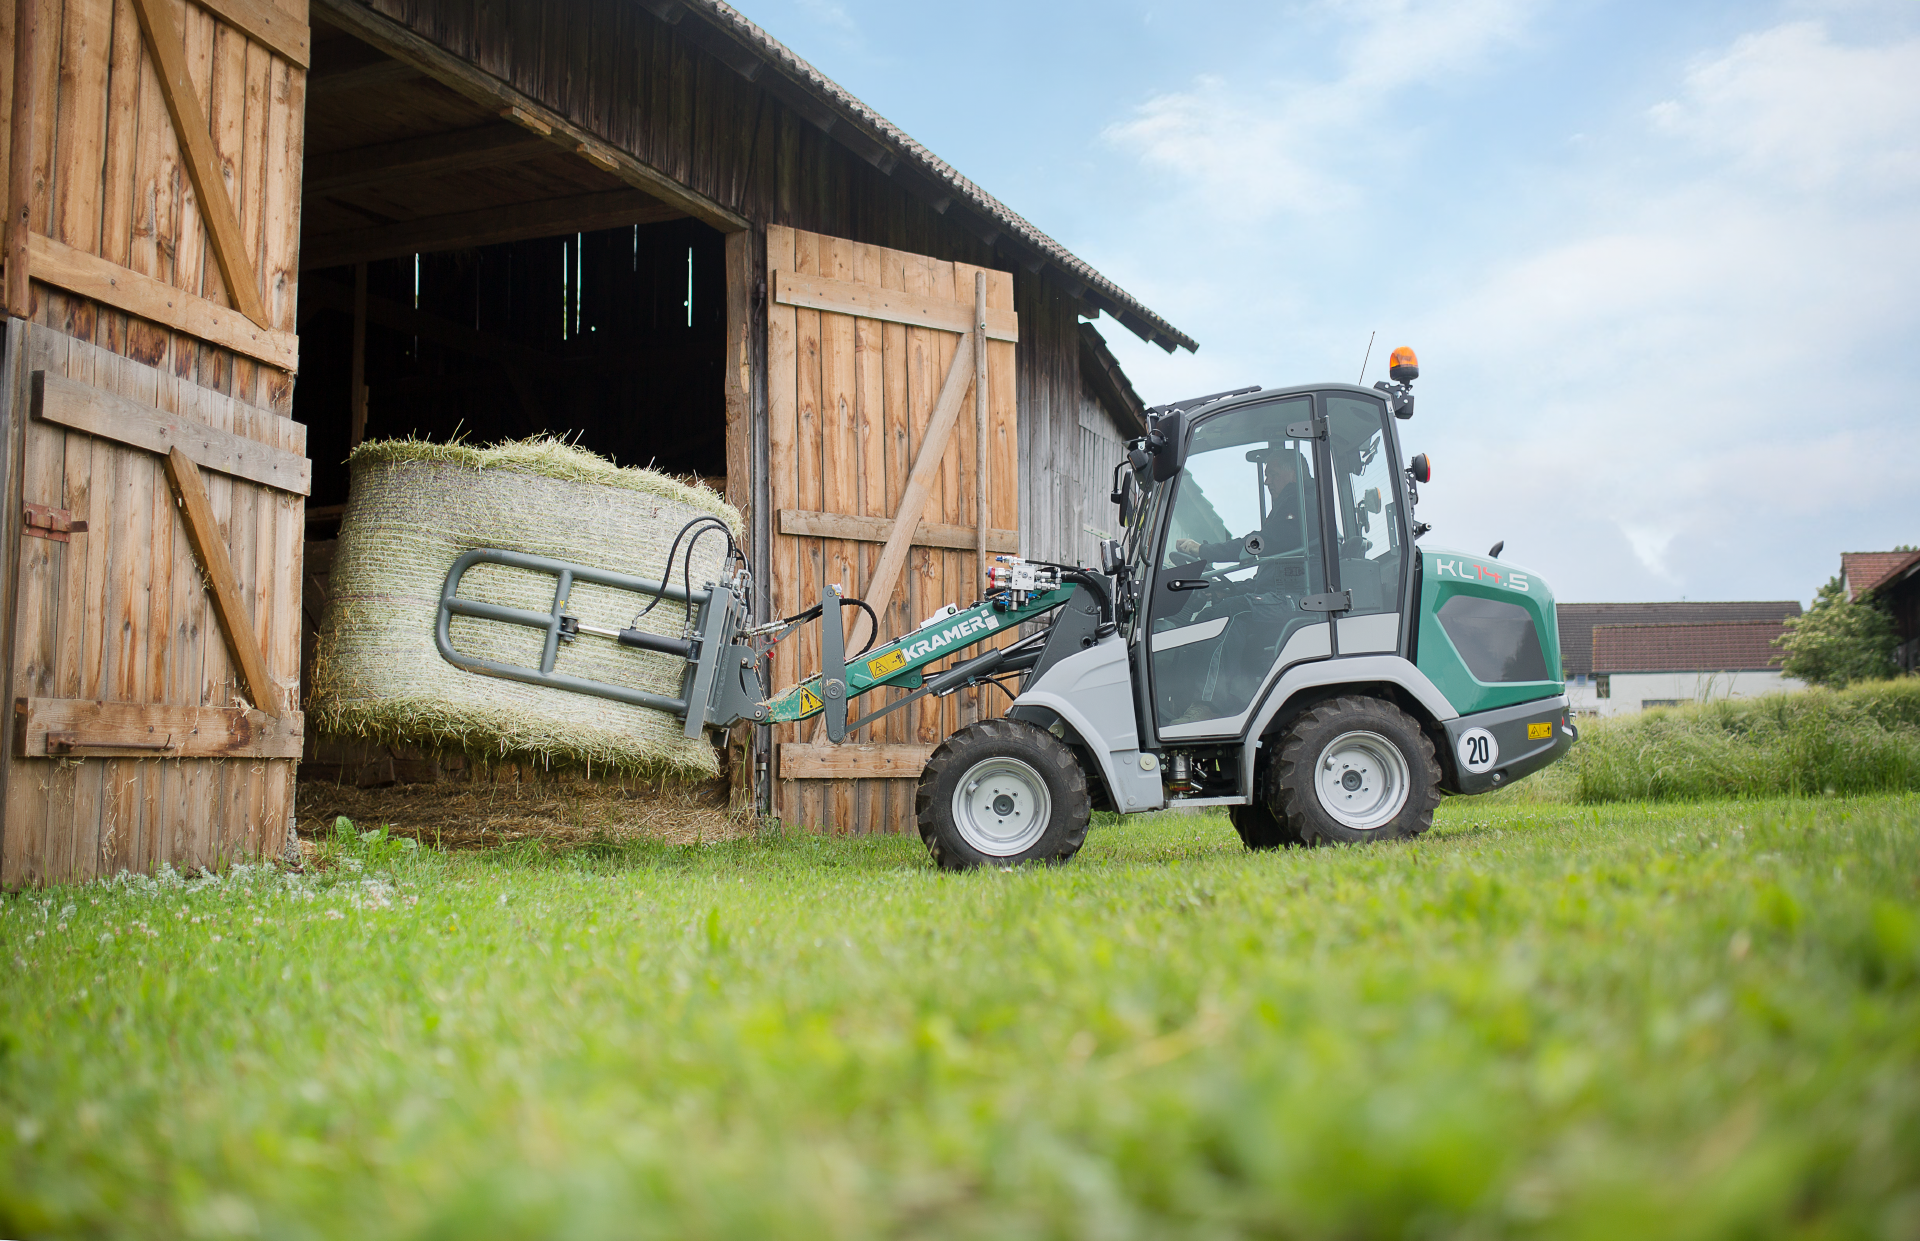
[773,269,1019,343]
[15,698,303,759]
[5,0,45,317]
[306,57,416,97]
[303,125,549,198]
[301,190,684,269]
[778,509,1016,555]
[723,230,752,523]
[162,448,281,713]
[1078,321,1147,437]
[497,105,550,136]
[973,271,989,618]
[349,262,367,448]
[846,331,975,653]
[32,370,310,495]
[128,0,271,328]
[779,742,935,779]
[27,233,298,370]
[193,0,309,67]
[311,0,750,232]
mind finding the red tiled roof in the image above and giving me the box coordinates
[1591,620,1792,673]
[1841,550,1920,601]
[1557,602,1800,675]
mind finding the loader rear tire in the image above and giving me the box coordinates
[916,719,1091,871]
[1273,696,1440,846]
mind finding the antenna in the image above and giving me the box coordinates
[1357,331,1376,385]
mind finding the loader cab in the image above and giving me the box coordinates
[1117,385,1416,744]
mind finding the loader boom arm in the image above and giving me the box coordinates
[765,585,1076,733]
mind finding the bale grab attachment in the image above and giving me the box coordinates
[435,549,1103,746]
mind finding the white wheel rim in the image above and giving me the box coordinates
[1313,729,1410,831]
[951,757,1052,856]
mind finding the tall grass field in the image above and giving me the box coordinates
[2,795,1918,1238]
[1518,679,1920,804]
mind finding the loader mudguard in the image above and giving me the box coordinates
[1236,654,1458,800]
[1011,633,1169,814]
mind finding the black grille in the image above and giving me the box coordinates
[1439,596,1549,683]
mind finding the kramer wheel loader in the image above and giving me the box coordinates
[434,347,1576,869]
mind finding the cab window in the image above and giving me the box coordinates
[1325,395,1404,617]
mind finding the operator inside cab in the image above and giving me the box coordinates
[1173,446,1309,567]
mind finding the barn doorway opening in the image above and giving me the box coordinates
[294,220,729,516]
[293,19,732,531]
[289,20,742,785]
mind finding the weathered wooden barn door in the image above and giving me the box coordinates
[765,226,1019,833]
[2,0,308,885]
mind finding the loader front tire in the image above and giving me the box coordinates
[916,719,1091,871]
[1273,696,1440,846]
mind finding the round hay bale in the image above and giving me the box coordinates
[310,436,743,780]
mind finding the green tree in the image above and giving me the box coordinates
[1773,575,1899,687]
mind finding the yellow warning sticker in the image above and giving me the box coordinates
[1527,722,1553,740]
[797,686,824,715]
[866,649,908,680]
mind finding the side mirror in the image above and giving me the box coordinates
[1099,538,1124,576]
[1148,411,1186,483]
[1110,463,1139,526]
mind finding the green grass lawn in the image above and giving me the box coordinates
[3,796,1918,1240]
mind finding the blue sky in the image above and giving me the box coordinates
[740,0,1919,604]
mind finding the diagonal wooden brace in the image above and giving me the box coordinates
[844,330,976,654]
[162,447,279,715]
[128,0,272,328]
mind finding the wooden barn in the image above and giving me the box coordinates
[0,0,1195,884]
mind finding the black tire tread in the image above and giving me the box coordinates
[1272,696,1441,846]
[914,719,1092,871]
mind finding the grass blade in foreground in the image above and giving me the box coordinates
[1,796,1917,1238]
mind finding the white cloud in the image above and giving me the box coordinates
[1648,21,1920,192]
[1101,0,1539,217]
[1409,20,1920,589]
[1094,14,1920,600]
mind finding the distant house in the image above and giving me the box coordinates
[1556,602,1804,716]
[1840,550,1920,673]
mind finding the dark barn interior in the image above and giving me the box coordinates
[292,20,731,521]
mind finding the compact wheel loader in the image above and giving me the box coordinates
[435,347,1576,869]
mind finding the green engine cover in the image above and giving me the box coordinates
[1415,547,1564,717]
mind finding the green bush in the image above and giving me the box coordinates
[1567,679,1920,803]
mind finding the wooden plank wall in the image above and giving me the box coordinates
[3,323,304,885]
[1,0,308,882]
[8,0,306,414]
[766,227,1017,833]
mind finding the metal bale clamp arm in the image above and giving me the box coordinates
[434,547,765,740]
